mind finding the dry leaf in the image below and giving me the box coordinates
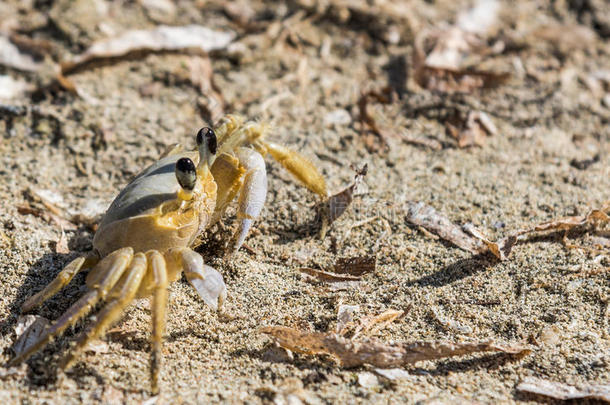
[413,0,509,93]
[333,256,376,277]
[62,25,235,75]
[321,164,368,238]
[299,267,361,282]
[465,203,609,260]
[358,88,395,152]
[517,377,610,402]
[446,110,497,148]
[463,223,517,260]
[404,201,485,254]
[188,56,225,124]
[261,326,530,368]
[352,309,403,339]
[13,315,50,356]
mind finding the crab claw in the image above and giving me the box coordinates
[181,249,226,311]
[232,147,267,253]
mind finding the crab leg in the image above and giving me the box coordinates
[148,251,168,395]
[232,147,267,253]
[21,255,98,313]
[9,248,133,366]
[61,252,147,370]
[262,141,327,198]
[177,248,226,311]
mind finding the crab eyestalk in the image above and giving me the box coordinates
[196,127,217,177]
[175,157,197,203]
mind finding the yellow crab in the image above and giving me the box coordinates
[9,114,328,393]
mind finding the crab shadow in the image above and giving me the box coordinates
[0,227,105,389]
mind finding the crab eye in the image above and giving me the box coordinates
[196,127,217,155]
[175,157,197,191]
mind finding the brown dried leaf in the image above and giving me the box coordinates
[352,309,403,339]
[62,25,235,75]
[463,223,517,260]
[446,110,497,148]
[261,326,530,368]
[13,315,50,356]
[517,377,610,402]
[358,88,395,152]
[405,201,484,254]
[321,164,368,238]
[333,256,376,277]
[466,203,609,260]
[188,56,225,124]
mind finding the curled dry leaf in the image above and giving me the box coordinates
[320,164,368,238]
[261,326,530,368]
[13,315,50,356]
[517,377,610,402]
[404,201,485,254]
[62,25,236,75]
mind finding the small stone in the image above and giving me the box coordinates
[357,372,379,388]
[324,109,351,126]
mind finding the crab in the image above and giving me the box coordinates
[9,114,328,393]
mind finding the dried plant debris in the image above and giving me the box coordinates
[188,56,225,125]
[404,201,485,254]
[62,25,235,75]
[12,315,50,357]
[413,0,509,93]
[517,377,610,402]
[320,164,368,238]
[446,110,497,148]
[407,201,608,261]
[299,255,375,291]
[466,202,610,260]
[261,326,529,368]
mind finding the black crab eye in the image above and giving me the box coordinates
[175,157,197,191]
[196,127,217,155]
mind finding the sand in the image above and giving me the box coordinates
[0,0,608,403]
